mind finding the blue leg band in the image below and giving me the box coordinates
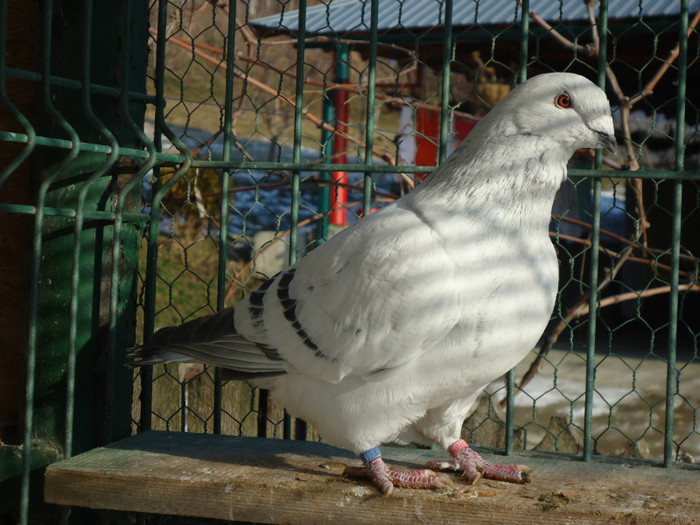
[360,447,382,464]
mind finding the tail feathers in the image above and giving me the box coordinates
[127,306,286,379]
[125,346,188,366]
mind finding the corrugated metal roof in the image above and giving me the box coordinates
[250,0,700,34]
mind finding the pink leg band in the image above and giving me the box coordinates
[448,439,469,457]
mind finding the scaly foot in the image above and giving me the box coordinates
[425,439,531,485]
[343,456,452,495]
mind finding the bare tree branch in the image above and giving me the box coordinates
[521,0,591,55]
[626,8,700,107]
[506,1,700,402]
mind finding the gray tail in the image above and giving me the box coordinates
[126,307,286,381]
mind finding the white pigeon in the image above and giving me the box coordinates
[129,72,615,494]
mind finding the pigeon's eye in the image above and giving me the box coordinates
[555,93,572,108]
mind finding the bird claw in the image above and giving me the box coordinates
[343,457,452,495]
[425,439,531,485]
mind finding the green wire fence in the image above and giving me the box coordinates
[0,0,699,523]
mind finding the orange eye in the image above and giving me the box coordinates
[555,93,572,108]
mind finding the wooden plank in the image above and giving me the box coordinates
[45,431,700,524]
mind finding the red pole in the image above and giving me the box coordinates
[330,44,350,226]
[331,87,348,225]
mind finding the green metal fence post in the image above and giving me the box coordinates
[286,0,307,441]
[362,0,379,215]
[665,0,689,467]
[112,0,156,447]
[318,95,334,243]
[214,0,239,437]
[20,1,82,519]
[438,0,453,164]
[583,0,610,464]
[140,0,194,434]
[506,0,530,457]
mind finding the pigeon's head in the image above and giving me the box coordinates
[492,72,616,154]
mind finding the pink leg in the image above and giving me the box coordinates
[343,457,452,495]
[425,439,531,485]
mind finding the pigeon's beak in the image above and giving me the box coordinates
[587,114,616,153]
[596,131,617,154]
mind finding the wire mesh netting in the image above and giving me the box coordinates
[0,0,699,523]
[132,0,700,464]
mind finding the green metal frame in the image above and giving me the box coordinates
[0,0,698,523]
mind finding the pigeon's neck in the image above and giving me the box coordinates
[419,138,566,207]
